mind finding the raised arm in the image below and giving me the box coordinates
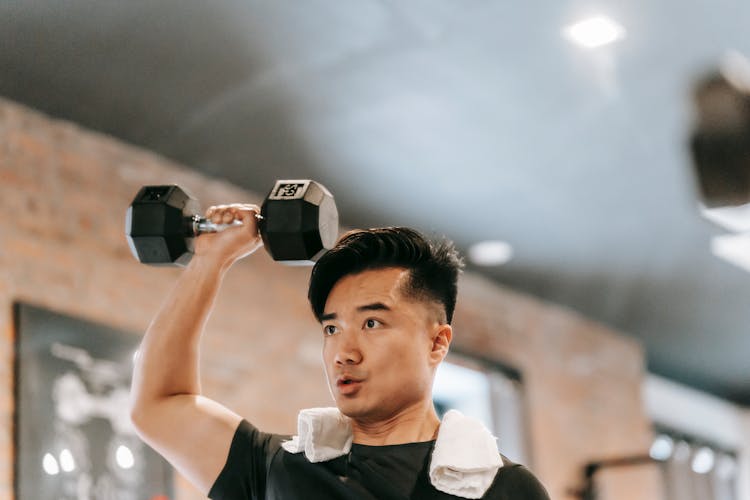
[130,204,262,494]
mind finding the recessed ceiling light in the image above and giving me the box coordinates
[468,241,513,266]
[711,233,750,272]
[563,16,626,49]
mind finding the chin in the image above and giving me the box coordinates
[335,398,374,420]
[338,399,397,423]
[335,399,363,418]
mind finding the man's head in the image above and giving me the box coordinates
[309,227,463,325]
[307,227,464,421]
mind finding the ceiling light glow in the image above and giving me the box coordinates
[700,202,750,233]
[564,16,625,49]
[42,453,60,475]
[721,50,750,93]
[116,445,135,469]
[59,449,76,472]
[692,447,715,474]
[711,233,750,272]
[673,441,692,462]
[649,435,674,461]
[468,241,513,266]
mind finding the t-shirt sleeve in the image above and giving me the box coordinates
[207,419,285,500]
[490,463,552,500]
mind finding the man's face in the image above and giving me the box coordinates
[320,267,448,422]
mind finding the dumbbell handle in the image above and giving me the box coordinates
[190,214,264,236]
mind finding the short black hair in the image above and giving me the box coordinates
[308,227,464,324]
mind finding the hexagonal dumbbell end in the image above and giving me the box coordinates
[260,180,339,264]
[125,185,201,266]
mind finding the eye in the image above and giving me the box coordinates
[323,325,338,336]
[364,318,382,329]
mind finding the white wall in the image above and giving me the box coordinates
[644,375,750,500]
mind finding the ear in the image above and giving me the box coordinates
[429,324,452,366]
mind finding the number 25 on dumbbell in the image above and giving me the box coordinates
[125,180,339,266]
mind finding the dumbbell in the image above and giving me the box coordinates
[125,180,338,266]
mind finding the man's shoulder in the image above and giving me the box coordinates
[233,419,290,455]
[487,455,551,500]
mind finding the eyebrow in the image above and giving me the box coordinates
[319,302,392,322]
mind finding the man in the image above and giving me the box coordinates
[130,203,550,499]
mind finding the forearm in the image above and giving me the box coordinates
[131,255,228,411]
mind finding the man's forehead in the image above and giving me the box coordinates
[325,268,410,308]
[322,267,445,324]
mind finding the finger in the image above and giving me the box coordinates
[221,211,235,224]
[240,206,259,216]
[206,204,227,218]
[237,208,257,224]
[211,209,225,224]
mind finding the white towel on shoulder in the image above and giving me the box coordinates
[281,407,352,463]
[281,407,502,498]
[429,409,503,499]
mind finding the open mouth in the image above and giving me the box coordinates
[336,377,363,391]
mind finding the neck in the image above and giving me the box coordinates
[351,399,441,446]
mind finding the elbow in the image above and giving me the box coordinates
[129,397,156,436]
[128,394,183,438]
[129,404,147,433]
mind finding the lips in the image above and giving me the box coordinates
[336,375,364,395]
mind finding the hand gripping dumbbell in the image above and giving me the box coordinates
[125,180,338,266]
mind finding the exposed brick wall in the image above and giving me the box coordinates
[453,277,664,499]
[0,98,661,499]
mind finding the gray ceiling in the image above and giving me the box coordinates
[2,1,749,404]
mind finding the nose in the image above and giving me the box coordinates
[334,331,362,366]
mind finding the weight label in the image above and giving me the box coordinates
[268,181,308,200]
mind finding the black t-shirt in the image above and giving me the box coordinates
[208,420,551,500]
